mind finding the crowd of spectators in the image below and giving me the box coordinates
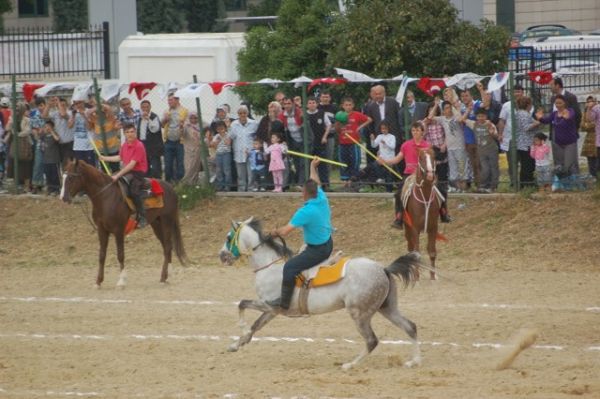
[0,75,597,196]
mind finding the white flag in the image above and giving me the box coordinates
[334,67,380,82]
[486,72,510,93]
[444,73,483,90]
[174,83,208,99]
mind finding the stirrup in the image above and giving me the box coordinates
[137,216,148,229]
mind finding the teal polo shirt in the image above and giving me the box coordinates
[289,187,332,245]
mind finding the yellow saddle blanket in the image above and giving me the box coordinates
[125,195,164,211]
[295,255,350,288]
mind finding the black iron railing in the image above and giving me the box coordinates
[0,22,110,80]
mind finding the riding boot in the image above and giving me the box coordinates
[440,202,452,223]
[265,281,295,310]
[391,189,404,229]
[133,195,148,228]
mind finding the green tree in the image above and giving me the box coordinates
[247,0,281,16]
[237,0,337,112]
[0,0,12,32]
[328,0,509,78]
[137,0,185,34]
[51,0,88,32]
[183,0,228,32]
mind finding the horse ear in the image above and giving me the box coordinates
[243,216,254,225]
[231,219,239,229]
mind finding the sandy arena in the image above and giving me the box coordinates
[0,193,599,398]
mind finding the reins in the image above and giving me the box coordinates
[229,222,290,272]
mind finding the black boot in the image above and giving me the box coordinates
[440,203,452,223]
[133,196,147,228]
[266,281,295,310]
[391,190,404,229]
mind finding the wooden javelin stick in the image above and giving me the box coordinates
[343,133,403,180]
[286,149,348,168]
[87,135,112,175]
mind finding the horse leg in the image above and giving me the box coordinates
[96,228,109,288]
[115,232,127,288]
[342,308,378,370]
[228,311,276,353]
[378,290,421,368]
[235,299,274,334]
[150,218,170,283]
[427,231,437,280]
[405,229,421,280]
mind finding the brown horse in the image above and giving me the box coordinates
[60,159,188,288]
[403,148,445,280]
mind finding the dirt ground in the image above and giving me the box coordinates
[0,192,599,399]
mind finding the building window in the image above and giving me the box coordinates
[225,0,247,12]
[18,0,49,17]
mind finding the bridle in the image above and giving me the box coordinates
[411,150,437,230]
[225,222,289,272]
[63,168,114,199]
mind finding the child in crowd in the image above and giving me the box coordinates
[40,120,61,195]
[264,132,287,192]
[432,100,467,192]
[462,108,499,193]
[248,139,267,191]
[336,97,372,182]
[530,132,552,192]
[210,120,232,191]
[369,121,396,190]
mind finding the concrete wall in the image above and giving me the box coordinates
[3,0,53,29]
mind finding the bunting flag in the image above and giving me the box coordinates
[444,72,483,90]
[71,83,93,102]
[416,77,446,97]
[290,75,313,88]
[256,78,283,87]
[173,83,208,99]
[486,72,510,93]
[395,76,418,106]
[156,82,180,99]
[23,83,45,102]
[334,67,380,82]
[35,83,77,98]
[128,82,157,100]
[528,71,554,85]
[208,81,248,95]
[307,77,347,91]
[100,81,123,102]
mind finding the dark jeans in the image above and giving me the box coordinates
[282,237,333,285]
[288,139,306,185]
[43,162,61,193]
[518,149,536,187]
[312,144,330,185]
[164,140,184,183]
[58,141,74,167]
[74,150,96,167]
[147,155,162,179]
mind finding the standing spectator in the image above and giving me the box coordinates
[138,100,163,179]
[318,90,338,166]
[0,113,5,191]
[497,84,525,188]
[423,100,451,221]
[211,120,232,191]
[229,105,258,192]
[5,104,34,192]
[530,132,552,191]
[463,108,499,192]
[248,138,267,191]
[40,120,61,195]
[278,97,306,186]
[210,105,233,135]
[0,97,11,127]
[161,94,188,183]
[549,77,581,129]
[399,90,428,142]
[581,95,598,179]
[265,132,287,193]
[432,100,467,192]
[274,91,286,107]
[88,103,121,173]
[181,112,202,185]
[459,88,482,189]
[68,100,95,166]
[364,85,403,161]
[30,98,46,193]
[306,96,331,189]
[535,95,580,179]
[42,97,73,167]
[514,96,541,188]
[118,97,141,132]
[336,96,372,183]
[256,101,285,144]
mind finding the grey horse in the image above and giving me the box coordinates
[219,217,422,370]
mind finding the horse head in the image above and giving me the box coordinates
[219,216,259,265]
[60,159,87,203]
[416,148,436,184]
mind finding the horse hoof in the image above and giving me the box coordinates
[227,344,239,352]
[404,358,421,368]
[430,272,437,280]
[341,362,354,371]
[116,283,126,290]
[160,281,169,286]
[94,284,101,290]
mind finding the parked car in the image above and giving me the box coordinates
[519,24,581,44]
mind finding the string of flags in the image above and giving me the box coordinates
[3,68,561,104]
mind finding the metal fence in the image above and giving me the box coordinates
[508,43,600,105]
[0,22,110,81]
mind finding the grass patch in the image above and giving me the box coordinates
[175,184,215,210]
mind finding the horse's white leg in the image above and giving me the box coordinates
[115,233,126,288]
[378,297,421,368]
[228,311,276,352]
[343,308,378,370]
[427,230,437,280]
[117,270,127,288]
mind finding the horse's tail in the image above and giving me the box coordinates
[384,251,421,288]
[172,208,189,266]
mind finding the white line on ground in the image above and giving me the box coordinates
[1,296,597,313]
[1,332,598,352]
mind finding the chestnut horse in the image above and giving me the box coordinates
[403,148,445,280]
[60,159,188,288]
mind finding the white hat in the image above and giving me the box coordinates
[0,97,9,107]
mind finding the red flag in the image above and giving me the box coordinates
[208,81,248,95]
[308,77,347,92]
[128,82,157,100]
[528,71,554,85]
[416,77,445,97]
[23,83,45,102]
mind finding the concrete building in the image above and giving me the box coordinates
[2,0,53,29]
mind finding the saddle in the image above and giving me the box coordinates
[400,174,444,209]
[294,251,349,315]
[118,177,165,212]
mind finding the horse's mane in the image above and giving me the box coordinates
[77,160,112,184]
[247,219,294,258]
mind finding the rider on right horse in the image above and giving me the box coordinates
[100,123,149,228]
